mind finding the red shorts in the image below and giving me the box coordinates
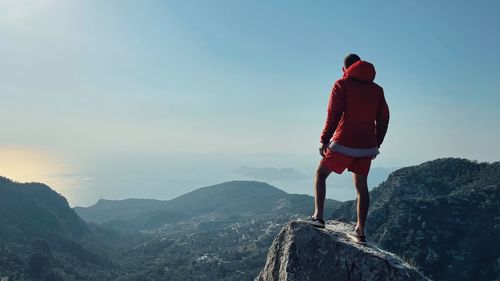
[320,148,372,176]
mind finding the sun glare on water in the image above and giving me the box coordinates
[0,147,67,190]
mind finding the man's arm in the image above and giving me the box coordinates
[376,89,390,148]
[320,81,346,147]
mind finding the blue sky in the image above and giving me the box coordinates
[1,1,499,206]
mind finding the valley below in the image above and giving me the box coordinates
[1,158,499,281]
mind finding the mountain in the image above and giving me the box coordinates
[256,220,430,281]
[0,176,87,242]
[3,158,498,281]
[0,176,136,281]
[1,178,342,280]
[165,181,325,216]
[330,158,500,281]
[72,181,343,280]
[76,181,341,230]
[74,198,167,223]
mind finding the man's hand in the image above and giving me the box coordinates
[319,143,329,158]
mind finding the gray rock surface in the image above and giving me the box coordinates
[256,220,431,281]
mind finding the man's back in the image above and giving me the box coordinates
[321,60,389,150]
[299,54,390,238]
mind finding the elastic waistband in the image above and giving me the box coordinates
[328,142,379,157]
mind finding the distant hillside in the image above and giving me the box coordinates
[330,158,500,281]
[3,158,498,281]
[0,176,125,281]
[0,176,87,241]
[75,181,341,230]
[75,198,167,223]
[72,180,343,280]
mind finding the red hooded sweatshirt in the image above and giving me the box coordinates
[320,60,390,150]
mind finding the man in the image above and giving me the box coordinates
[298,54,390,243]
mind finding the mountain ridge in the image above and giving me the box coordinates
[330,158,500,281]
[1,157,498,280]
[75,180,342,230]
[0,176,124,281]
[0,176,88,240]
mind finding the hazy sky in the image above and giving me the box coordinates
[1,1,499,206]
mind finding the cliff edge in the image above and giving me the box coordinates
[255,220,431,281]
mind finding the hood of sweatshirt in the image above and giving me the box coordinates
[343,60,376,82]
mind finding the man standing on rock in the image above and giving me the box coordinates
[298,54,390,243]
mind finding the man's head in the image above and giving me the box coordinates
[343,53,361,72]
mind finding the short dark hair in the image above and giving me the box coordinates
[344,54,361,69]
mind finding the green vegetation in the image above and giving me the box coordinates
[1,179,339,280]
[0,176,126,281]
[331,158,500,281]
[1,158,498,280]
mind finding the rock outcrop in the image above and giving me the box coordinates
[256,220,431,281]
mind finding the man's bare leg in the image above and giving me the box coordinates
[353,173,370,236]
[312,164,332,220]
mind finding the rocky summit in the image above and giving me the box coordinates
[256,220,431,281]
